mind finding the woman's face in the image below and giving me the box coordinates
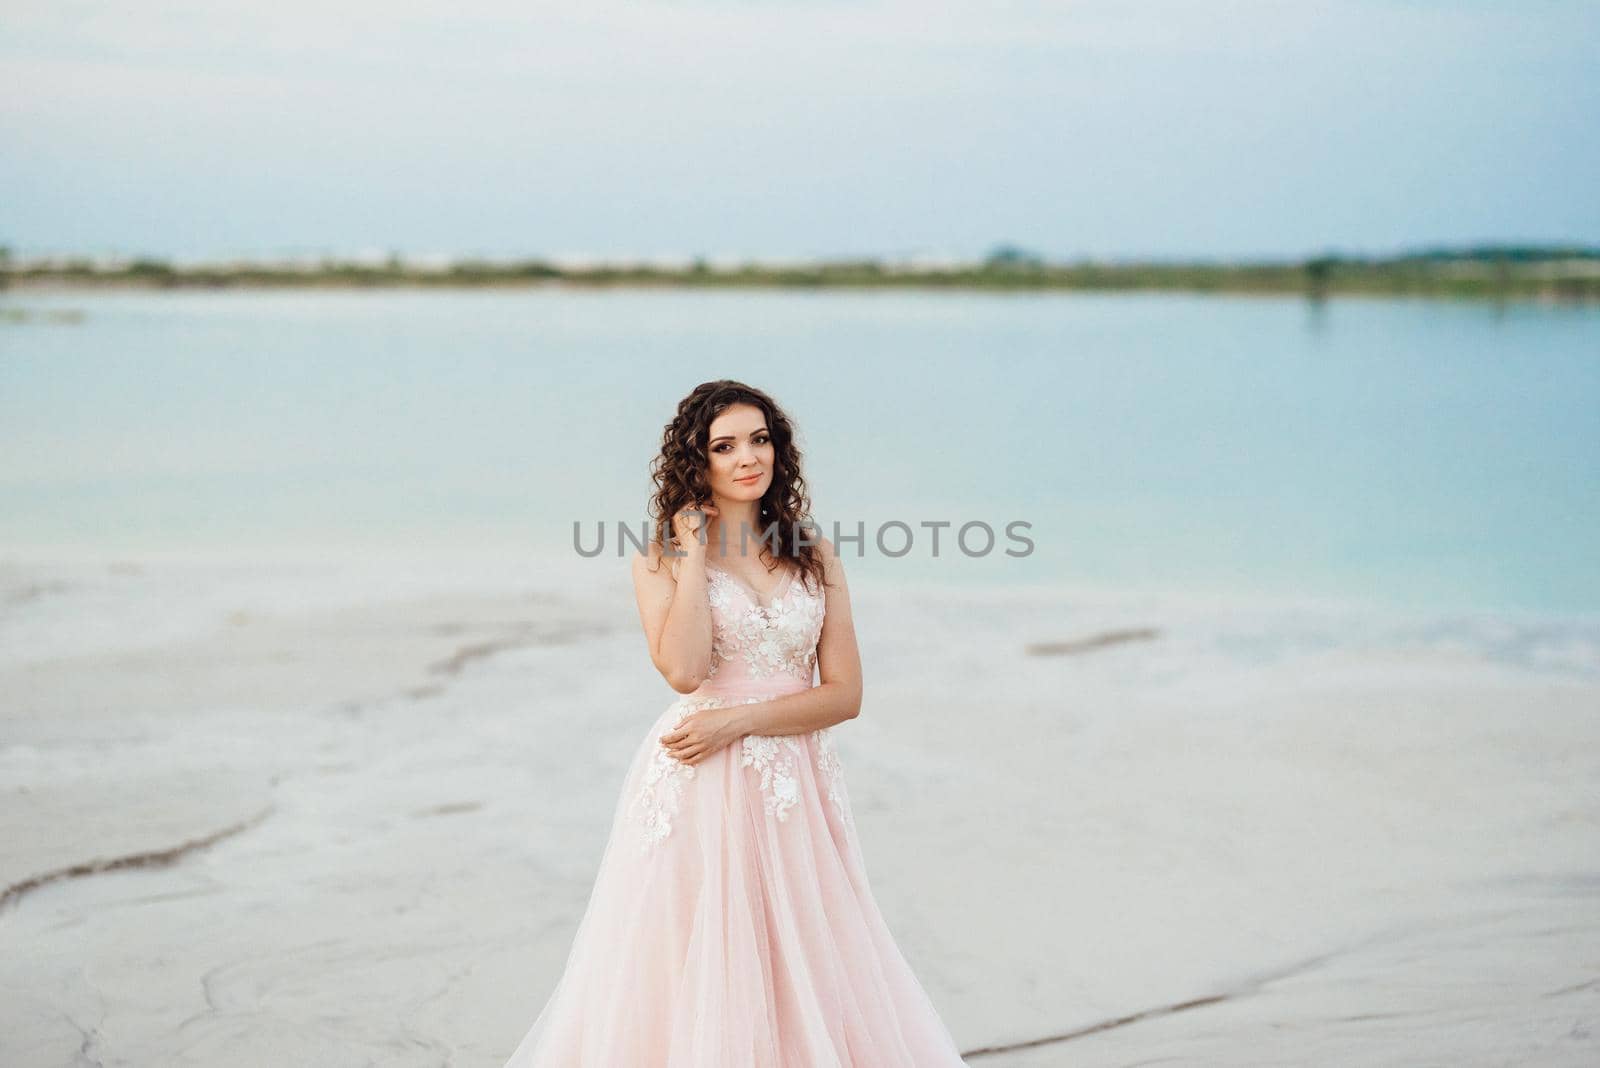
[705,402,775,505]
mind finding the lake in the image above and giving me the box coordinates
[1,286,1595,614]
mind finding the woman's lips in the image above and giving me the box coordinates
[734,473,762,484]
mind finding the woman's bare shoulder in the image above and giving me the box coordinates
[810,532,849,590]
[631,538,678,583]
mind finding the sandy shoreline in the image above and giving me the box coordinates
[2,553,1597,1065]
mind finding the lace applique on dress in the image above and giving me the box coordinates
[740,726,852,825]
[632,702,855,844]
[704,566,824,683]
[812,726,853,828]
[739,733,807,821]
[632,728,696,849]
[631,693,765,851]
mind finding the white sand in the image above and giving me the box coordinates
[2,552,1597,1066]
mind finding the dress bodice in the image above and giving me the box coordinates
[680,557,827,699]
[636,554,845,849]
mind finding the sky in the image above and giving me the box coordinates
[2,0,1598,263]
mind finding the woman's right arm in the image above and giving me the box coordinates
[632,539,713,694]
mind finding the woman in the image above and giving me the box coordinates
[503,380,968,1066]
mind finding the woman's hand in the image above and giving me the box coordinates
[670,500,718,555]
[659,705,745,766]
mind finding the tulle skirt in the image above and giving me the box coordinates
[503,686,969,1067]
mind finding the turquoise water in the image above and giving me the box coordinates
[1,288,1595,613]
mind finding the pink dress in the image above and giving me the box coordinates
[503,558,969,1066]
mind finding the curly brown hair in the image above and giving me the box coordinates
[647,380,827,596]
